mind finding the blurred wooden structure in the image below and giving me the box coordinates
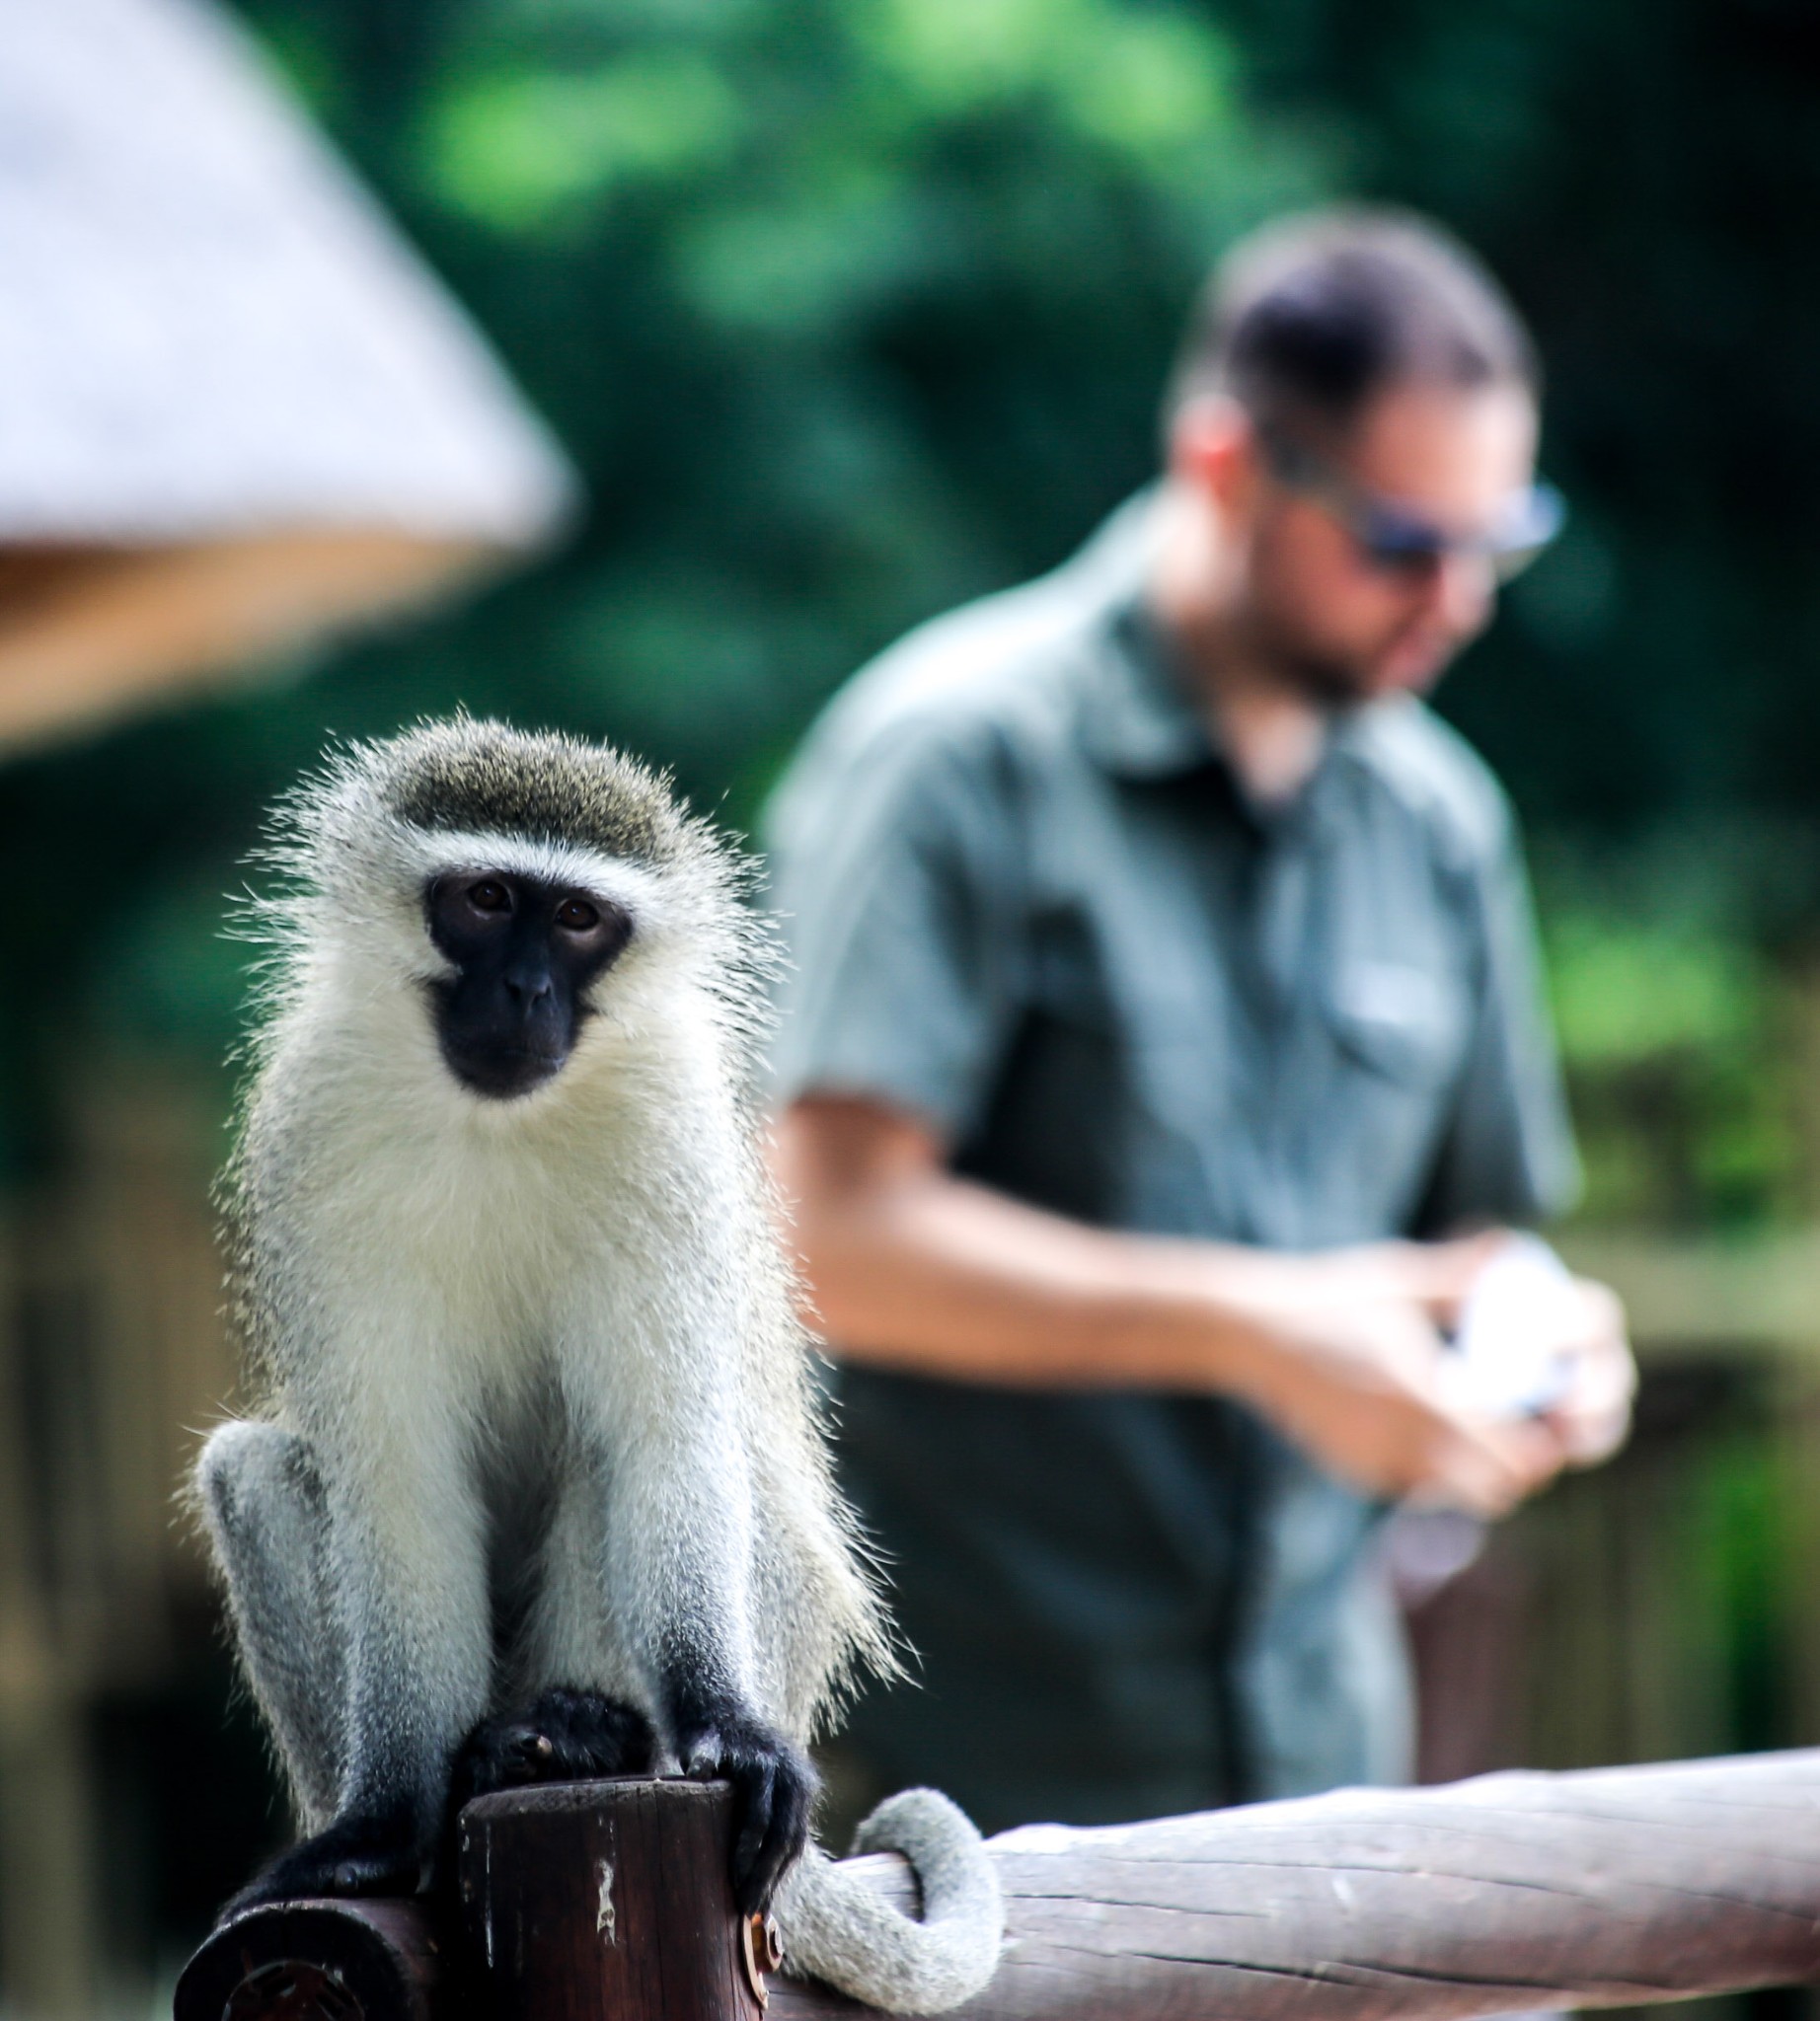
[175,1759,1820,2021]
[0,0,575,749]
[1563,1228,1820,1359]
[0,0,580,2003]
[1392,1231,1820,1805]
[0,1078,237,2015]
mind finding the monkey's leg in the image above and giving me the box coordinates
[229,1405,493,1911]
[436,1466,657,1882]
[195,1420,344,1830]
[447,1460,655,1786]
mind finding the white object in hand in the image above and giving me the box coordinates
[1443,1235,1580,1418]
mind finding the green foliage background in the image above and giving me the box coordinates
[9,15,1818,1991]
[7,0,1820,1227]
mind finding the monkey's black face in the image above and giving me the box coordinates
[424,871,633,1098]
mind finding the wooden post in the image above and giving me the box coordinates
[171,1898,447,2021]
[173,1778,769,2021]
[457,1777,766,2021]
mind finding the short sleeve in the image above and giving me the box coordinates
[1418,820,1581,1232]
[762,717,1027,1144]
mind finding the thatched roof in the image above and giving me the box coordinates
[0,0,579,748]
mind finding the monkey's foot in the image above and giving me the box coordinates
[683,1712,817,1916]
[448,1686,658,1810]
[220,1805,424,1922]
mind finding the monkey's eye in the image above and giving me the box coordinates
[556,896,601,933]
[468,878,511,914]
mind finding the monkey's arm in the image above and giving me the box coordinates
[582,1329,815,1913]
[665,1658,817,1916]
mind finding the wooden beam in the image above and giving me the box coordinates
[173,1898,444,2021]
[774,1750,1820,2021]
[176,1781,767,2021]
[173,1754,1820,2021]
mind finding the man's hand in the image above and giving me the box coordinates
[1226,1235,1633,1517]
[1539,1276,1635,1465]
[776,1095,1635,1519]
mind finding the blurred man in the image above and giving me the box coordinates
[765,209,1634,1832]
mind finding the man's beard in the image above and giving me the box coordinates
[1271,644,1381,710]
[1245,613,1382,710]
[1249,609,1453,710]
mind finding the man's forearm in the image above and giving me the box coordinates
[785,1156,1284,1392]
[772,1094,1610,1513]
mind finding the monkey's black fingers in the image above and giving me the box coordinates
[736,1742,815,1913]
[684,1713,817,1913]
[527,1686,659,1780]
[219,1809,424,1922]
[450,1688,658,1811]
[448,1718,556,1803]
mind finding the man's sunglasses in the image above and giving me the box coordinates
[1254,422,1566,585]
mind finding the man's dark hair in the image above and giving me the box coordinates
[1167,206,1538,438]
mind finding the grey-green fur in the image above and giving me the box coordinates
[196,717,1000,2012]
[376,717,692,864]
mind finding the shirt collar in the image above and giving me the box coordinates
[1069,492,1221,780]
[1081,592,1221,780]
[1072,493,1372,834]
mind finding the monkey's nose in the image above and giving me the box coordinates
[503,965,556,1010]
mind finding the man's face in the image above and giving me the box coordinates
[1236,382,1540,706]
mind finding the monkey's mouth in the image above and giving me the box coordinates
[440,1037,571,1100]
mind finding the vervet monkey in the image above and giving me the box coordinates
[195,719,1002,2012]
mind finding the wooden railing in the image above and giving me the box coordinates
[174,1750,1820,2021]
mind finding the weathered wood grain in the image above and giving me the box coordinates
[172,1896,448,2021]
[170,1753,1820,2021]
[456,1777,765,2021]
[772,1749,1820,2021]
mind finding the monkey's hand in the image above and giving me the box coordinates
[448,1687,658,1811]
[682,1711,817,1914]
[220,1800,425,1920]
[433,1687,660,1895]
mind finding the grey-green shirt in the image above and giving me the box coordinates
[765,497,1577,1829]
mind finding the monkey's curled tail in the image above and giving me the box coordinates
[773,1789,1004,2014]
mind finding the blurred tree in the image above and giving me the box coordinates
[0,0,1327,1177]
[3,0,1819,1230]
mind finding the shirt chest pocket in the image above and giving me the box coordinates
[1324,960,1469,1089]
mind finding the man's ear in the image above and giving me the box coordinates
[1167,393,1263,525]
